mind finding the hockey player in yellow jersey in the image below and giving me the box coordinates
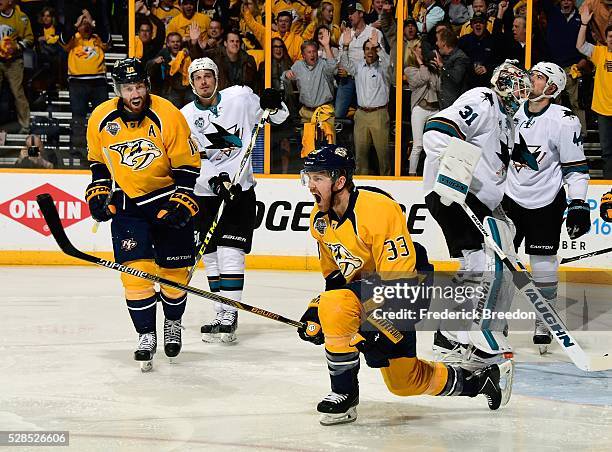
[86,58,201,372]
[297,145,514,425]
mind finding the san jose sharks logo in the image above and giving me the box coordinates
[325,242,363,278]
[109,138,162,170]
[481,91,494,107]
[511,133,542,172]
[205,122,243,157]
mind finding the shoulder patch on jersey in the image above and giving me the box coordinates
[109,138,163,170]
[563,109,578,120]
[194,116,207,130]
[314,217,327,235]
[481,91,494,107]
[105,121,121,136]
[325,242,363,278]
[572,131,583,146]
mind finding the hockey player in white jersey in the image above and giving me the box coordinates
[181,58,289,342]
[422,60,531,367]
[504,62,590,353]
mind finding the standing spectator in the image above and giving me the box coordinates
[128,3,166,66]
[416,0,445,34]
[61,8,109,157]
[405,39,440,176]
[283,32,337,142]
[577,9,612,179]
[153,0,182,27]
[342,29,391,175]
[302,2,340,45]
[187,19,224,57]
[460,0,494,37]
[272,0,313,35]
[198,0,230,24]
[265,37,298,117]
[147,32,193,108]
[459,12,498,88]
[240,0,263,50]
[166,0,211,43]
[202,29,259,92]
[0,0,33,133]
[542,0,588,135]
[314,25,339,57]
[336,2,384,119]
[243,8,304,62]
[37,6,65,90]
[364,0,384,28]
[448,0,470,29]
[434,27,470,109]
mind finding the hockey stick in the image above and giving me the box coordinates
[92,147,116,233]
[38,192,406,344]
[38,193,303,329]
[187,109,271,282]
[560,247,612,265]
[461,202,612,372]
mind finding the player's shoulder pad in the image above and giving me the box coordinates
[221,85,254,100]
[355,187,403,220]
[89,97,120,130]
[555,105,581,126]
[356,185,395,201]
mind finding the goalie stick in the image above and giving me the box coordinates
[38,193,404,343]
[560,247,612,265]
[461,202,612,372]
[187,109,271,282]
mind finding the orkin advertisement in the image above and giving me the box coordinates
[0,171,610,270]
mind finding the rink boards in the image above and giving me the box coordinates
[0,170,610,281]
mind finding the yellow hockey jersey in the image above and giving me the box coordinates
[86,94,200,203]
[166,12,211,40]
[0,6,34,60]
[63,32,107,78]
[310,187,417,284]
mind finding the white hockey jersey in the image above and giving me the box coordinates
[181,85,289,196]
[422,87,513,211]
[505,103,589,209]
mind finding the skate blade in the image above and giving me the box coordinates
[140,360,153,372]
[220,332,237,343]
[432,347,464,365]
[168,356,178,364]
[319,407,357,426]
[499,360,514,407]
[202,333,221,343]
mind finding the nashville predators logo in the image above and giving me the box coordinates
[325,243,363,278]
[109,139,162,170]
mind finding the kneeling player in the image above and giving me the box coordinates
[504,62,591,353]
[296,145,513,425]
[86,59,200,371]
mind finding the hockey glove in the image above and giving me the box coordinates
[156,190,199,229]
[208,172,242,203]
[85,181,116,222]
[349,330,392,368]
[601,191,612,222]
[566,199,591,240]
[297,298,324,345]
[259,88,283,111]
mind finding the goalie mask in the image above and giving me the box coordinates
[491,60,532,116]
[188,57,219,100]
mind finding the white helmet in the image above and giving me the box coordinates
[530,61,567,101]
[188,57,218,100]
[491,59,532,116]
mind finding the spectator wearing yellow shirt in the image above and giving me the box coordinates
[302,2,340,45]
[240,0,263,50]
[577,8,612,179]
[153,0,181,26]
[459,0,494,37]
[243,8,304,62]
[273,0,312,35]
[0,0,33,133]
[166,0,210,43]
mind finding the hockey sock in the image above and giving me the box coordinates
[126,294,157,334]
[160,292,186,321]
[218,246,245,313]
[436,365,483,397]
[326,349,360,394]
[203,252,222,312]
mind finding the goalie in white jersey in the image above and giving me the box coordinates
[504,62,590,353]
[181,58,289,342]
[422,60,531,367]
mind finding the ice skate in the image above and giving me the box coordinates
[472,359,514,410]
[533,317,552,355]
[462,345,514,372]
[134,332,157,372]
[164,318,183,362]
[201,311,224,342]
[317,391,359,426]
[219,311,238,343]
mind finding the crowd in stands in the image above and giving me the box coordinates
[0,0,610,177]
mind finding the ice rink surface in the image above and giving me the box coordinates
[1,267,611,451]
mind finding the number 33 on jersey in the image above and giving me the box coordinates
[310,187,417,283]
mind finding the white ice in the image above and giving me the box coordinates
[1,267,611,451]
